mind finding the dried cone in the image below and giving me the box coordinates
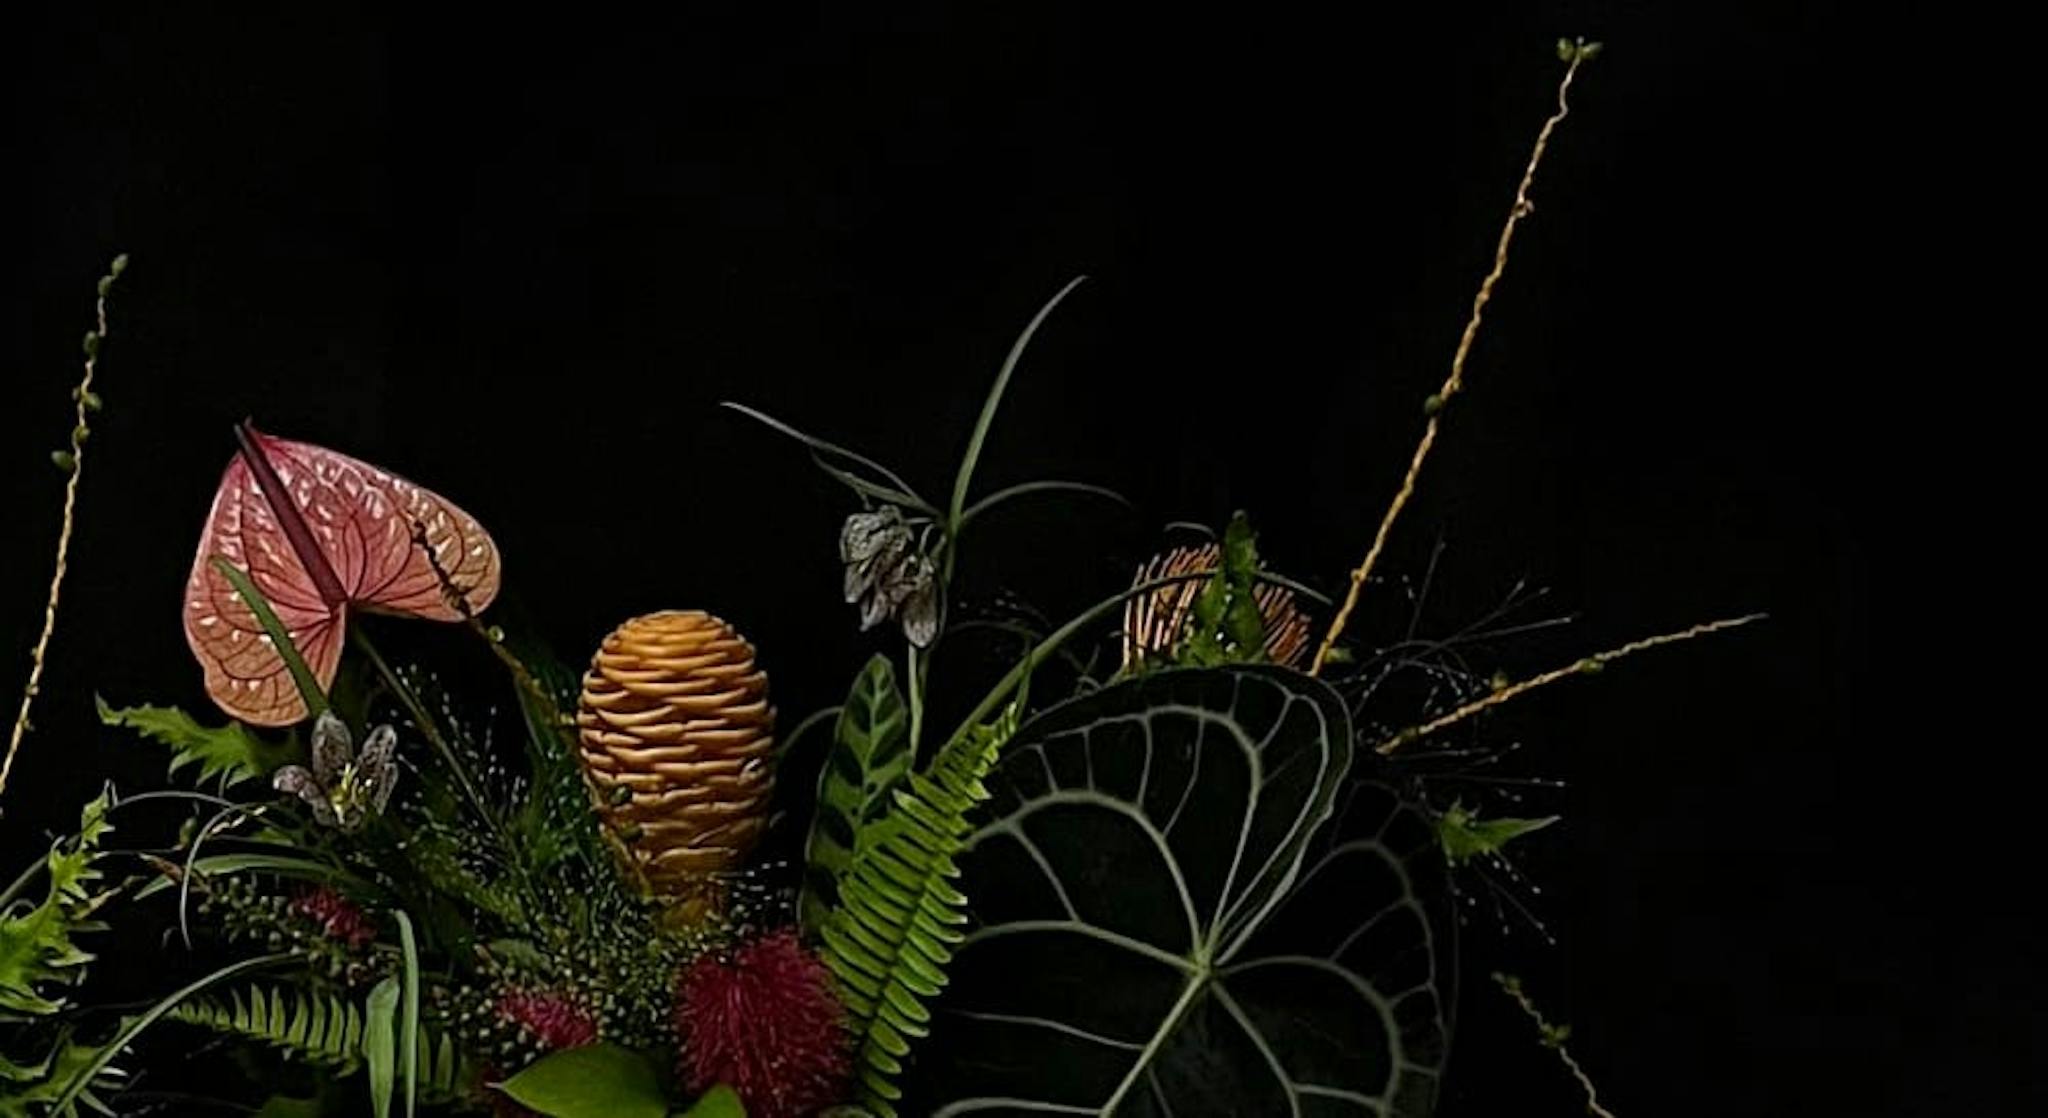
[1122,543,1313,671]
[576,610,775,906]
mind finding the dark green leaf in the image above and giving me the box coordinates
[498,1043,669,1118]
[802,657,914,933]
[915,667,1455,1116]
[253,1096,327,1118]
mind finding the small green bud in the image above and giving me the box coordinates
[52,449,76,472]
[1574,657,1605,675]
[73,424,90,444]
[1489,670,1511,692]
[1557,38,1576,61]
[96,276,114,297]
[1322,645,1354,665]
[1423,393,1446,417]
[1579,41,1604,60]
[81,389,103,412]
[82,331,100,358]
[110,253,129,276]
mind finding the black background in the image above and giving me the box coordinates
[1,4,1998,1115]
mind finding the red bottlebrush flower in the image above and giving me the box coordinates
[495,989,599,1051]
[289,886,376,948]
[676,928,850,1118]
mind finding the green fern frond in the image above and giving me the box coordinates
[168,984,368,1072]
[817,703,1020,1117]
[168,983,469,1097]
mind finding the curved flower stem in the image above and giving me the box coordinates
[1311,47,1596,675]
[2,254,127,812]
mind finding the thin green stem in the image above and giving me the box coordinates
[347,626,499,838]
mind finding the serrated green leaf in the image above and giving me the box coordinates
[1,791,114,1019]
[498,1043,668,1118]
[97,697,301,788]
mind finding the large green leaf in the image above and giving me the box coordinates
[914,666,1455,1116]
[497,1042,669,1118]
[801,655,914,933]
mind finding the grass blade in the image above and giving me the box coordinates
[209,557,327,717]
[945,276,1088,534]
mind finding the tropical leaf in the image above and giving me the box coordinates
[801,656,914,933]
[497,1042,669,1118]
[1,791,114,1019]
[817,703,1022,1117]
[913,666,1456,1116]
[96,698,301,789]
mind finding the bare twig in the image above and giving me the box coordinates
[1493,971,1618,1118]
[1312,44,1597,674]
[1377,613,1763,754]
[2,254,128,812]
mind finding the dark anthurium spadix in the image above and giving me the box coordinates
[183,421,502,726]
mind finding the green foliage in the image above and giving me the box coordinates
[170,983,369,1073]
[801,656,913,934]
[96,698,301,789]
[1,791,113,1019]
[1174,512,1271,667]
[677,1085,745,1118]
[497,1042,669,1118]
[0,1025,133,1118]
[818,702,1021,1117]
[1436,802,1559,865]
[366,976,398,1118]
[164,980,468,1107]
[916,668,1455,1116]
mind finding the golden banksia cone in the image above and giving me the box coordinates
[576,610,775,905]
[1122,543,1312,671]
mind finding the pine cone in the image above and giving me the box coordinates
[575,610,776,905]
[1121,543,1312,671]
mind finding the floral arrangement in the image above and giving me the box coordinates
[3,40,1756,1118]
